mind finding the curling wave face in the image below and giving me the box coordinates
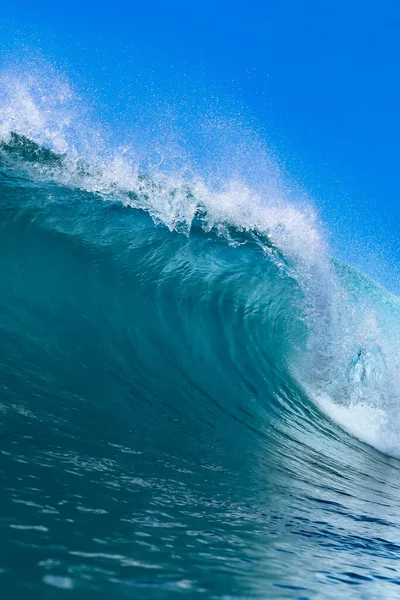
[1,66,400,599]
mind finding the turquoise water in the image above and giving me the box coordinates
[1,73,400,599]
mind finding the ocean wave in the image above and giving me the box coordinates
[2,62,400,598]
[0,120,399,459]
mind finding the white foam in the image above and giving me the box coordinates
[315,392,399,458]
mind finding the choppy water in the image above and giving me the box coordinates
[0,64,400,599]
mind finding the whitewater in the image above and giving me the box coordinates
[1,62,400,599]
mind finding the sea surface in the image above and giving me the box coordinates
[0,67,400,599]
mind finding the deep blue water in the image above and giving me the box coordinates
[0,114,400,598]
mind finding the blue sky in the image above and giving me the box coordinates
[1,1,399,290]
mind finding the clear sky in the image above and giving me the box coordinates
[1,0,399,290]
